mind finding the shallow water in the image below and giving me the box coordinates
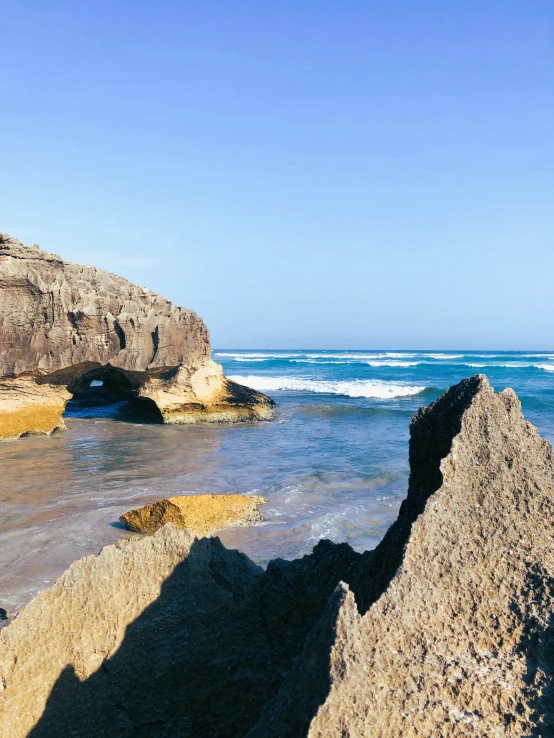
[1,350,553,613]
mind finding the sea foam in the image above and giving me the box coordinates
[422,353,464,359]
[467,362,554,371]
[367,360,419,367]
[228,375,426,399]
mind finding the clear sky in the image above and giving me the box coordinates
[1,1,552,349]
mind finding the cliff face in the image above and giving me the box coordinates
[1,375,553,737]
[0,233,275,438]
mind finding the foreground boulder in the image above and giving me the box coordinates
[0,233,275,439]
[1,375,553,737]
[0,525,362,737]
[120,494,266,536]
[253,375,554,737]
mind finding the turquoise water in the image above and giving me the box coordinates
[213,349,554,556]
[219,349,554,440]
[1,350,553,613]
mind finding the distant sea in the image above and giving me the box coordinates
[1,349,553,614]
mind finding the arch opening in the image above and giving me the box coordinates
[63,366,163,424]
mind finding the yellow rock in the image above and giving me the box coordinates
[119,494,266,537]
[0,377,71,440]
[0,405,65,440]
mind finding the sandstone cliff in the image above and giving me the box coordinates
[1,375,553,736]
[0,233,275,438]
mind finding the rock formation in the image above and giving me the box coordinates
[1,375,553,737]
[120,494,266,536]
[0,233,275,439]
[254,375,554,737]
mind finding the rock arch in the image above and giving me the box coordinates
[61,363,164,423]
[0,234,275,439]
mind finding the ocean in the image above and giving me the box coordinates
[1,349,553,614]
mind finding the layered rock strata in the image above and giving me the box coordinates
[1,375,553,737]
[120,494,266,536]
[0,233,275,439]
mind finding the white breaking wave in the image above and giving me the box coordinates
[217,352,401,361]
[467,362,554,371]
[303,353,383,359]
[216,351,554,367]
[382,352,463,360]
[467,362,525,368]
[422,353,464,359]
[367,360,419,367]
[290,359,352,364]
[229,375,427,399]
[465,354,553,359]
[215,352,303,359]
[520,354,554,358]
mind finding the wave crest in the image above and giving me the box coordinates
[229,375,427,399]
[367,360,419,367]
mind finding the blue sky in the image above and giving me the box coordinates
[1,1,552,348]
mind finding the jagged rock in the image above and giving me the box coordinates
[119,494,266,536]
[0,526,362,737]
[252,375,554,737]
[1,375,553,737]
[0,233,275,439]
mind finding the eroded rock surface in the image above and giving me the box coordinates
[1,375,553,737]
[0,233,275,439]
[0,527,363,737]
[120,494,266,536]
[253,375,554,737]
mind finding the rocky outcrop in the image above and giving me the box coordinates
[0,233,275,439]
[0,526,362,737]
[1,375,553,737]
[120,494,266,536]
[254,375,554,737]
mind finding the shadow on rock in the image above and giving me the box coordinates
[28,537,363,738]
[28,378,486,738]
[22,375,508,738]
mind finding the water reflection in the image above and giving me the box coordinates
[0,398,410,614]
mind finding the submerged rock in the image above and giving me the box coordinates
[120,494,266,536]
[0,232,275,439]
[1,375,553,737]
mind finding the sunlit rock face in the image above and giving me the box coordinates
[2,376,554,736]
[0,233,275,439]
[254,375,554,737]
[119,494,266,536]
